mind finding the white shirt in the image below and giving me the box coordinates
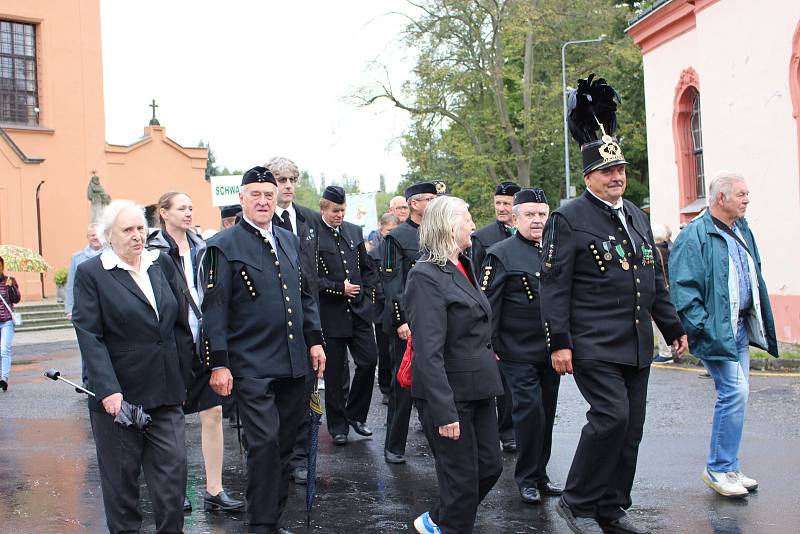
[587,188,635,247]
[101,248,160,319]
[242,214,277,250]
[180,250,201,342]
[275,204,297,236]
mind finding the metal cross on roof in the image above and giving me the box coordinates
[149,99,160,126]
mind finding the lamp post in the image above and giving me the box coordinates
[561,35,606,201]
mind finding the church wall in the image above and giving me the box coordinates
[631,0,800,343]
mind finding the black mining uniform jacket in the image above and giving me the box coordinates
[317,220,379,337]
[539,191,685,368]
[272,203,321,300]
[200,219,323,379]
[480,232,548,364]
[471,220,513,276]
[381,219,421,334]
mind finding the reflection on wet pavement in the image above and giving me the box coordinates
[1,342,799,533]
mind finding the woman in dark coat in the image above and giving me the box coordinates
[73,200,194,533]
[147,191,243,513]
[406,196,504,534]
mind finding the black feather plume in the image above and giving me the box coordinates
[567,74,621,145]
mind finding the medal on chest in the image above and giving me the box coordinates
[641,243,654,266]
[614,243,629,270]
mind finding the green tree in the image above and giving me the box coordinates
[198,140,220,181]
[359,0,649,222]
[379,173,387,192]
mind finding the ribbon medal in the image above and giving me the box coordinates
[641,243,654,266]
[615,243,630,270]
[601,241,614,261]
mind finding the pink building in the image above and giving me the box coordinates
[627,0,800,344]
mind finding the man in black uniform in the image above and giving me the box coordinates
[316,185,380,445]
[368,213,400,405]
[481,188,563,506]
[541,76,688,534]
[202,166,326,534]
[267,156,322,486]
[382,181,438,464]
[471,180,521,452]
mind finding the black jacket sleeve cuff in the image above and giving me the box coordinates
[208,350,229,370]
[547,332,573,353]
[304,330,324,348]
[660,321,687,345]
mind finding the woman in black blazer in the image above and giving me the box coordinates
[406,196,504,534]
[73,200,193,534]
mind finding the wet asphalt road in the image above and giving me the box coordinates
[1,341,798,533]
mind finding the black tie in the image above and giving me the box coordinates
[280,210,294,234]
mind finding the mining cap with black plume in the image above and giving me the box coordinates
[567,74,628,175]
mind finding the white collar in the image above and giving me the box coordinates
[101,248,158,273]
[321,218,340,232]
[587,188,624,210]
[242,214,273,237]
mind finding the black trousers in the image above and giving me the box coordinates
[289,373,314,470]
[384,334,414,455]
[235,376,306,530]
[500,359,560,488]
[417,397,502,534]
[496,369,515,443]
[564,360,650,520]
[90,405,186,534]
[374,323,392,395]
[323,316,378,436]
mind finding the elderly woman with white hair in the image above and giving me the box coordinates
[72,200,194,533]
[405,196,504,534]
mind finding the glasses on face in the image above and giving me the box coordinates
[276,176,299,184]
[395,205,409,211]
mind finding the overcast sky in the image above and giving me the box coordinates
[101,1,415,192]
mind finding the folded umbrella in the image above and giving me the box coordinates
[0,244,51,273]
[306,378,323,531]
[43,368,152,432]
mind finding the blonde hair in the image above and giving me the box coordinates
[418,196,468,267]
[265,156,299,179]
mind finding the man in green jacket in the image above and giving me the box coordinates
[670,171,778,499]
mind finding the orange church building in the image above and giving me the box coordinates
[0,0,212,300]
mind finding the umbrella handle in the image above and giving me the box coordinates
[43,368,96,397]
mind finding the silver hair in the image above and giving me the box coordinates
[379,212,399,227]
[99,200,146,243]
[651,223,668,243]
[418,196,469,267]
[265,156,299,179]
[708,171,746,203]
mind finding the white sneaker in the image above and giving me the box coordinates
[734,470,758,491]
[703,468,748,497]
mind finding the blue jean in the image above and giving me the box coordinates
[705,318,750,472]
[1,320,14,381]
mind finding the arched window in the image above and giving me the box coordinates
[690,92,705,199]
[672,67,704,221]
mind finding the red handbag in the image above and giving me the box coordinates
[397,334,413,389]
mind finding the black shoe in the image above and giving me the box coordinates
[384,450,406,464]
[204,490,244,512]
[501,439,517,453]
[556,497,604,534]
[332,433,348,445]
[598,515,652,534]
[183,497,192,513]
[537,481,564,495]
[381,393,389,405]
[291,466,308,485]
[520,486,542,504]
[349,421,373,436]
[0,379,7,391]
